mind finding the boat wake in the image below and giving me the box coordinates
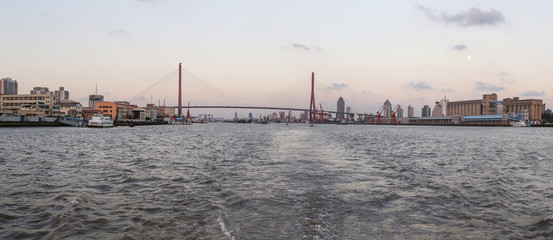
[217,215,235,240]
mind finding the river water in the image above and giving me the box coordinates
[1,124,553,239]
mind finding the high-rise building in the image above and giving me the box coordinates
[89,94,104,109]
[337,97,345,120]
[346,106,351,119]
[407,105,414,118]
[422,105,431,117]
[0,78,18,95]
[432,101,442,117]
[440,96,448,116]
[396,105,403,118]
[89,85,104,110]
[30,87,49,95]
[384,99,392,118]
[55,87,69,103]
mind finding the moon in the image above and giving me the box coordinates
[467,56,471,60]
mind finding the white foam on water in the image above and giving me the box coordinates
[217,215,235,240]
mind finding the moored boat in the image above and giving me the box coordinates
[88,114,114,128]
[511,121,527,127]
[60,116,87,127]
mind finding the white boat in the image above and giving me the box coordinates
[88,114,114,128]
[511,121,527,127]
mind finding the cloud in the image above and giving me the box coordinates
[474,81,505,91]
[419,6,506,27]
[441,89,454,93]
[408,81,433,90]
[500,78,516,83]
[408,98,426,102]
[328,83,348,90]
[108,29,126,37]
[452,44,466,51]
[135,96,146,101]
[290,43,320,51]
[521,90,545,97]
[361,90,373,95]
[291,43,311,51]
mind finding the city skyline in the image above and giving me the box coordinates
[1,1,552,116]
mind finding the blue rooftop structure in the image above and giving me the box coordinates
[463,115,504,121]
[407,117,451,120]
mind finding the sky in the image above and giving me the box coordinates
[1,0,552,117]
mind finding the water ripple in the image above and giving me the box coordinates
[1,125,553,239]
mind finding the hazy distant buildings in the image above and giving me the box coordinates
[337,97,345,120]
[396,105,403,117]
[30,87,49,95]
[156,106,175,117]
[422,105,431,117]
[54,87,69,103]
[431,101,442,117]
[0,78,18,95]
[346,106,351,120]
[407,105,414,118]
[89,94,104,109]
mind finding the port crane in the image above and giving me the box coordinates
[318,103,332,122]
[376,105,387,124]
[390,104,401,124]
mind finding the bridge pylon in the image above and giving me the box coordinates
[309,72,317,123]
[178,62,182,117]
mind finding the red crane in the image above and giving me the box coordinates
[185,102,192,121]
[376,105,387,124]
[318,103,332,122]
[391,104,401,124]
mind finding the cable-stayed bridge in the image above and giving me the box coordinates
[132,63,344,122]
